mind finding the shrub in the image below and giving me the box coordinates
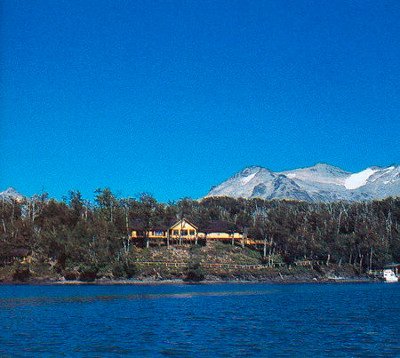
[111,260,137,279]
[185,262,205,281]
[63,270,79,281]
[12,264,31,282]
[111,261,125,278]
[78,264,99,282]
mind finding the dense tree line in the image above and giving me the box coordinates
[1,189,400,275]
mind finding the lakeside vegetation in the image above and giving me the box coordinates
[1,189,399,282]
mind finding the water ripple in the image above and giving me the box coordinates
[0,283,398,356]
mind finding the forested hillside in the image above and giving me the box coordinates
[1,189,399,281]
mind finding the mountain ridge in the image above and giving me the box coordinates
[206,164,400,202]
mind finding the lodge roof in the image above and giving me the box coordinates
[130,219,169,231]
[169,218,198,230]
[130,218,241,233]
[200,220,239,234]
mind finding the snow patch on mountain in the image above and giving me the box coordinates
[344,168,378,189]
[241,172,256,185]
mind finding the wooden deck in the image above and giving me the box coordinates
[133,261,285,269]
[132,236,267,247]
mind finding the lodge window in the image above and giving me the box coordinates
[173,230,179,235]
[181,230,188,236]
[154,230,163,236]
[189,230,195,235]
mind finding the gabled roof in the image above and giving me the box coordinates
[169,218,198,230]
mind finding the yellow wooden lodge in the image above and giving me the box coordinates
[169,218,198,241]
[130,218,197,242]
[130,218,252,246]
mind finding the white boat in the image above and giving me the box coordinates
[383,269,398,283]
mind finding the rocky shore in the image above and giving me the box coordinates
[0,242,382,285]
[0,263,379,285]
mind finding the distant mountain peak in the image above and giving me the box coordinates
[312,162,339,169]
[297,163,349,173]
[237,165,269,175]
[0,187,24,202]
[2,187,18,194]
[205,163,400,202]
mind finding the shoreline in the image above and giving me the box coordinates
[0,276,381,286]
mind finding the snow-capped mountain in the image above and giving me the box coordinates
[205,164,400,202]
[0,187,25,203]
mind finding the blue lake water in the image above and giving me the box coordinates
[0,282,399,357]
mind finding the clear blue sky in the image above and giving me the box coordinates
[1,0,399,202]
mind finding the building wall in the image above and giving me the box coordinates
[169,219,198,239]
[205,232,243,240]
[131,230,167,239]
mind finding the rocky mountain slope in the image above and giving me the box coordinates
[206,164,400,202]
